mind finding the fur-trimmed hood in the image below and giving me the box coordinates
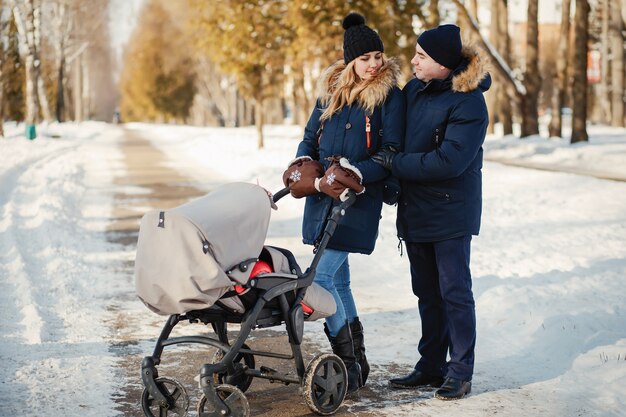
[317,57,402,114]
[451,45,490,93]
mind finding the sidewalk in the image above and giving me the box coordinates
[108,128,396,417]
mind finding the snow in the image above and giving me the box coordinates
[1,120,626,416]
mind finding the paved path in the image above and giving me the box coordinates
[105,128,421,416]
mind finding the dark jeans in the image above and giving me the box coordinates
[406,235,476,381]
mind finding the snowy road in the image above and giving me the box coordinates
[1,122,625,416]
[0,124,126,415]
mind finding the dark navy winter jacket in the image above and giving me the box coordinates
[391,47,491,243]
[294,59,405,254]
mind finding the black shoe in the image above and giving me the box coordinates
[389,370,444,389]
[434,377,471,400]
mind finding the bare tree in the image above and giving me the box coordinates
[486,0,500,134]
[486,0,513,135]
[596,0,611,123]
[497,0,513,135]
[609,0,624,126]
[453,1,528,122]
[548,0,572,137]
[45,0,85,122]
[571,0,589,143]
[10,0,41,130]
[520,0,540,137]
[1,0,7,137]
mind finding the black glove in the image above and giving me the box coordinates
[371,146,398,171]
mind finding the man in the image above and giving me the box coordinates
[372,24,490,400]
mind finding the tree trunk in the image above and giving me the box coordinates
[609,0,624,127]
[469,0,478,18]
[11,0,41,126]
[24,54,40,124]
[82,57,90,119]
[596,0,611,123]
[487,0,500,134]
[452,0,526,116]
[0,9,5,138]
[56,57,65,122]
[254,96,265,149]
[32,0,51,122]
[571,0,589,143]
[520,0,540,137]
[37,76,52,121]
[0,61,4,138]
[74,54,82,121]
[497,0,513,134]
[549,0,572,137]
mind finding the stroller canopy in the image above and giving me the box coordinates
[135,182,273,315]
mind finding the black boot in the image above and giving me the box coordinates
[350,317,370,385]
[324,323,363,393]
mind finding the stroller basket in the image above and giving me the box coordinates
[136,182,357,416]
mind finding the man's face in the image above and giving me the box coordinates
[410,43,451,82]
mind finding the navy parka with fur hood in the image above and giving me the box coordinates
[295,58,405,254]
[391,46,491,242]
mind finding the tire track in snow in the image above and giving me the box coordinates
[0,126,125,416]
[0,145,77,344]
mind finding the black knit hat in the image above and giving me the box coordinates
[342,13,384,64]
[417,24,462,69]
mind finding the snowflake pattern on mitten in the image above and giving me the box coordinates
[289,169,302,182]
[326,172,336,185]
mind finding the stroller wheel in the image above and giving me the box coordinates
[211,343,255,393]
[141,377,189,417]
[302,353,348,415]
[197,384,250,417]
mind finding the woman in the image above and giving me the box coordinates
[282,12,405,392]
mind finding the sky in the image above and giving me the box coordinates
[1,119,625,416]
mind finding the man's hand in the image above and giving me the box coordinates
[371,146,398,171]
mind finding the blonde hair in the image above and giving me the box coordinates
[319,54,388,123]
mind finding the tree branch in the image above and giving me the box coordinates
[452,0,526,98]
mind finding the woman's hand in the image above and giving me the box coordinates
[282,156,325,198]
[317,157,365,201]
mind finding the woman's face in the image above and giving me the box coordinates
[354,51,383,81]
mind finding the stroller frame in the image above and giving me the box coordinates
[140,189,357,417]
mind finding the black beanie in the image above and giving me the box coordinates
[342,13,384,64]
[417,24,462,69]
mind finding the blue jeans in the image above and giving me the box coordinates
[313,249,358,337]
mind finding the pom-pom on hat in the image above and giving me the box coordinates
[342,13,384,64]
[417,24,463,69]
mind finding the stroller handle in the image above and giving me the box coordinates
[272,188,358,209]
[338,190,357,210]
[273,187,291,203]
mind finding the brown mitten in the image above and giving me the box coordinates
[282,156,324,198]
[317,157,365,201]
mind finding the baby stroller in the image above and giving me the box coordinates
[135,182,358,417]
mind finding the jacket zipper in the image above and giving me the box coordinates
[423,187,450,200]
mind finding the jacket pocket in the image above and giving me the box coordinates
[423,187,450,200]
